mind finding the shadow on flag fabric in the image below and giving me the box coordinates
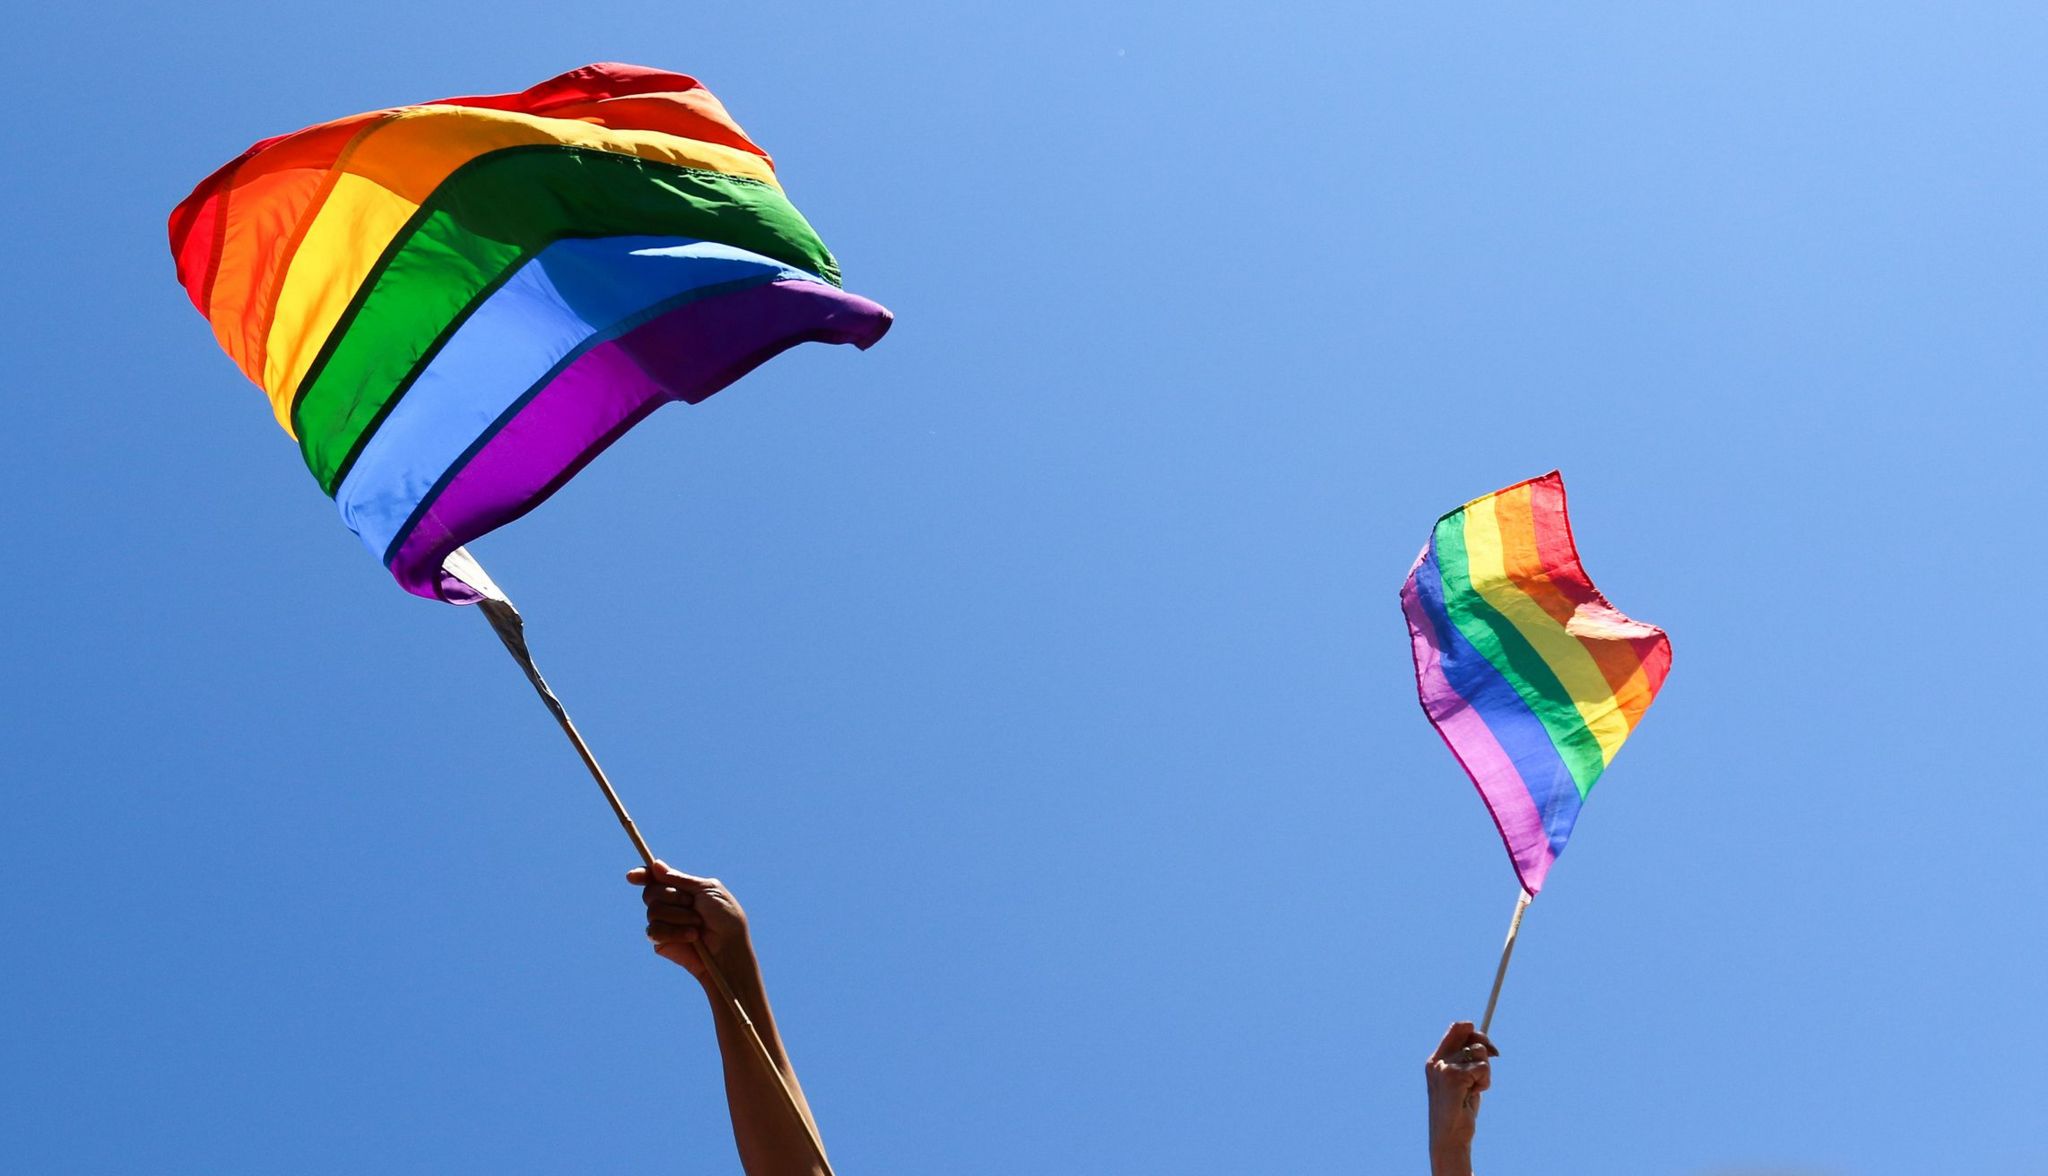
[1399,472,1672,895]
[168,62,892,603]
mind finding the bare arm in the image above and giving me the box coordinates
[632,860,830,1176]
[1425,1021,1497,1176]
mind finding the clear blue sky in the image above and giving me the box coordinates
[4,4,2044,1173]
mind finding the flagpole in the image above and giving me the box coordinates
[453,552,835,1176]
[1479,890,1533,1035]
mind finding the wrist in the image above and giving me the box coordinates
[695,941,763,998]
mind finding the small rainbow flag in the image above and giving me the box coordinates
[1399,473,1672,894]
[169,63,891,602]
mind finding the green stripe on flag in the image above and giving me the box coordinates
[291,145,838,492]
[1434,511,1606,797]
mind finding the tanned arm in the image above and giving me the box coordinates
[632,860,829,1176]
[1425,1021,1498,1176]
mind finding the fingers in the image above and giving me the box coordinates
[625,859,695,884]
[1455,1042,1492,1092]
[628,860,741,974]
[1429,1022,1501,1064]
[646,903,703,928]
[1427,1022,1498,1104]
[628,859,720,891]
[642,881,718,917]
[643,882,695,908]
[637,859,718,934]
[1430,1021,1478,1063]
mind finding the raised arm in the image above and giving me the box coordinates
[631,860,830,1176]
[1425,1021,1498,1176]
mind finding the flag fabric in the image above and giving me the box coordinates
[1399,472,1671,894]
[168,63,892,602]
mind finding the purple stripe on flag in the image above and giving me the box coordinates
[387,279,892,600]
[337,236,806,565]
[1403,544,1581,893]
[1401,571,1555,893]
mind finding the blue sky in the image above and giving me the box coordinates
[4,3,2044,1173]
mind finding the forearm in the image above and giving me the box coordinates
[1429,1138,1473,1176]
[700,948,828,1176]
[1428,1095,1476,1176]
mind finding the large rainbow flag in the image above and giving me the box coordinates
[169,63,892,602]
[1400,473,1672,894]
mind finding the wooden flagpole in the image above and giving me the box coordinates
[453,551,835,1175]
[1479,889,1533,1035]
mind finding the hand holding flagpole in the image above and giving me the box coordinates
[449,549,836,1176]
[1397,473,1672,1042]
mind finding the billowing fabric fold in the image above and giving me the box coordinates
[1400,472,1671,893]
[170,62,892,601]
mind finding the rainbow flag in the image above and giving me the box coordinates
[1399,473,1672,894]
[168,63,892,602]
